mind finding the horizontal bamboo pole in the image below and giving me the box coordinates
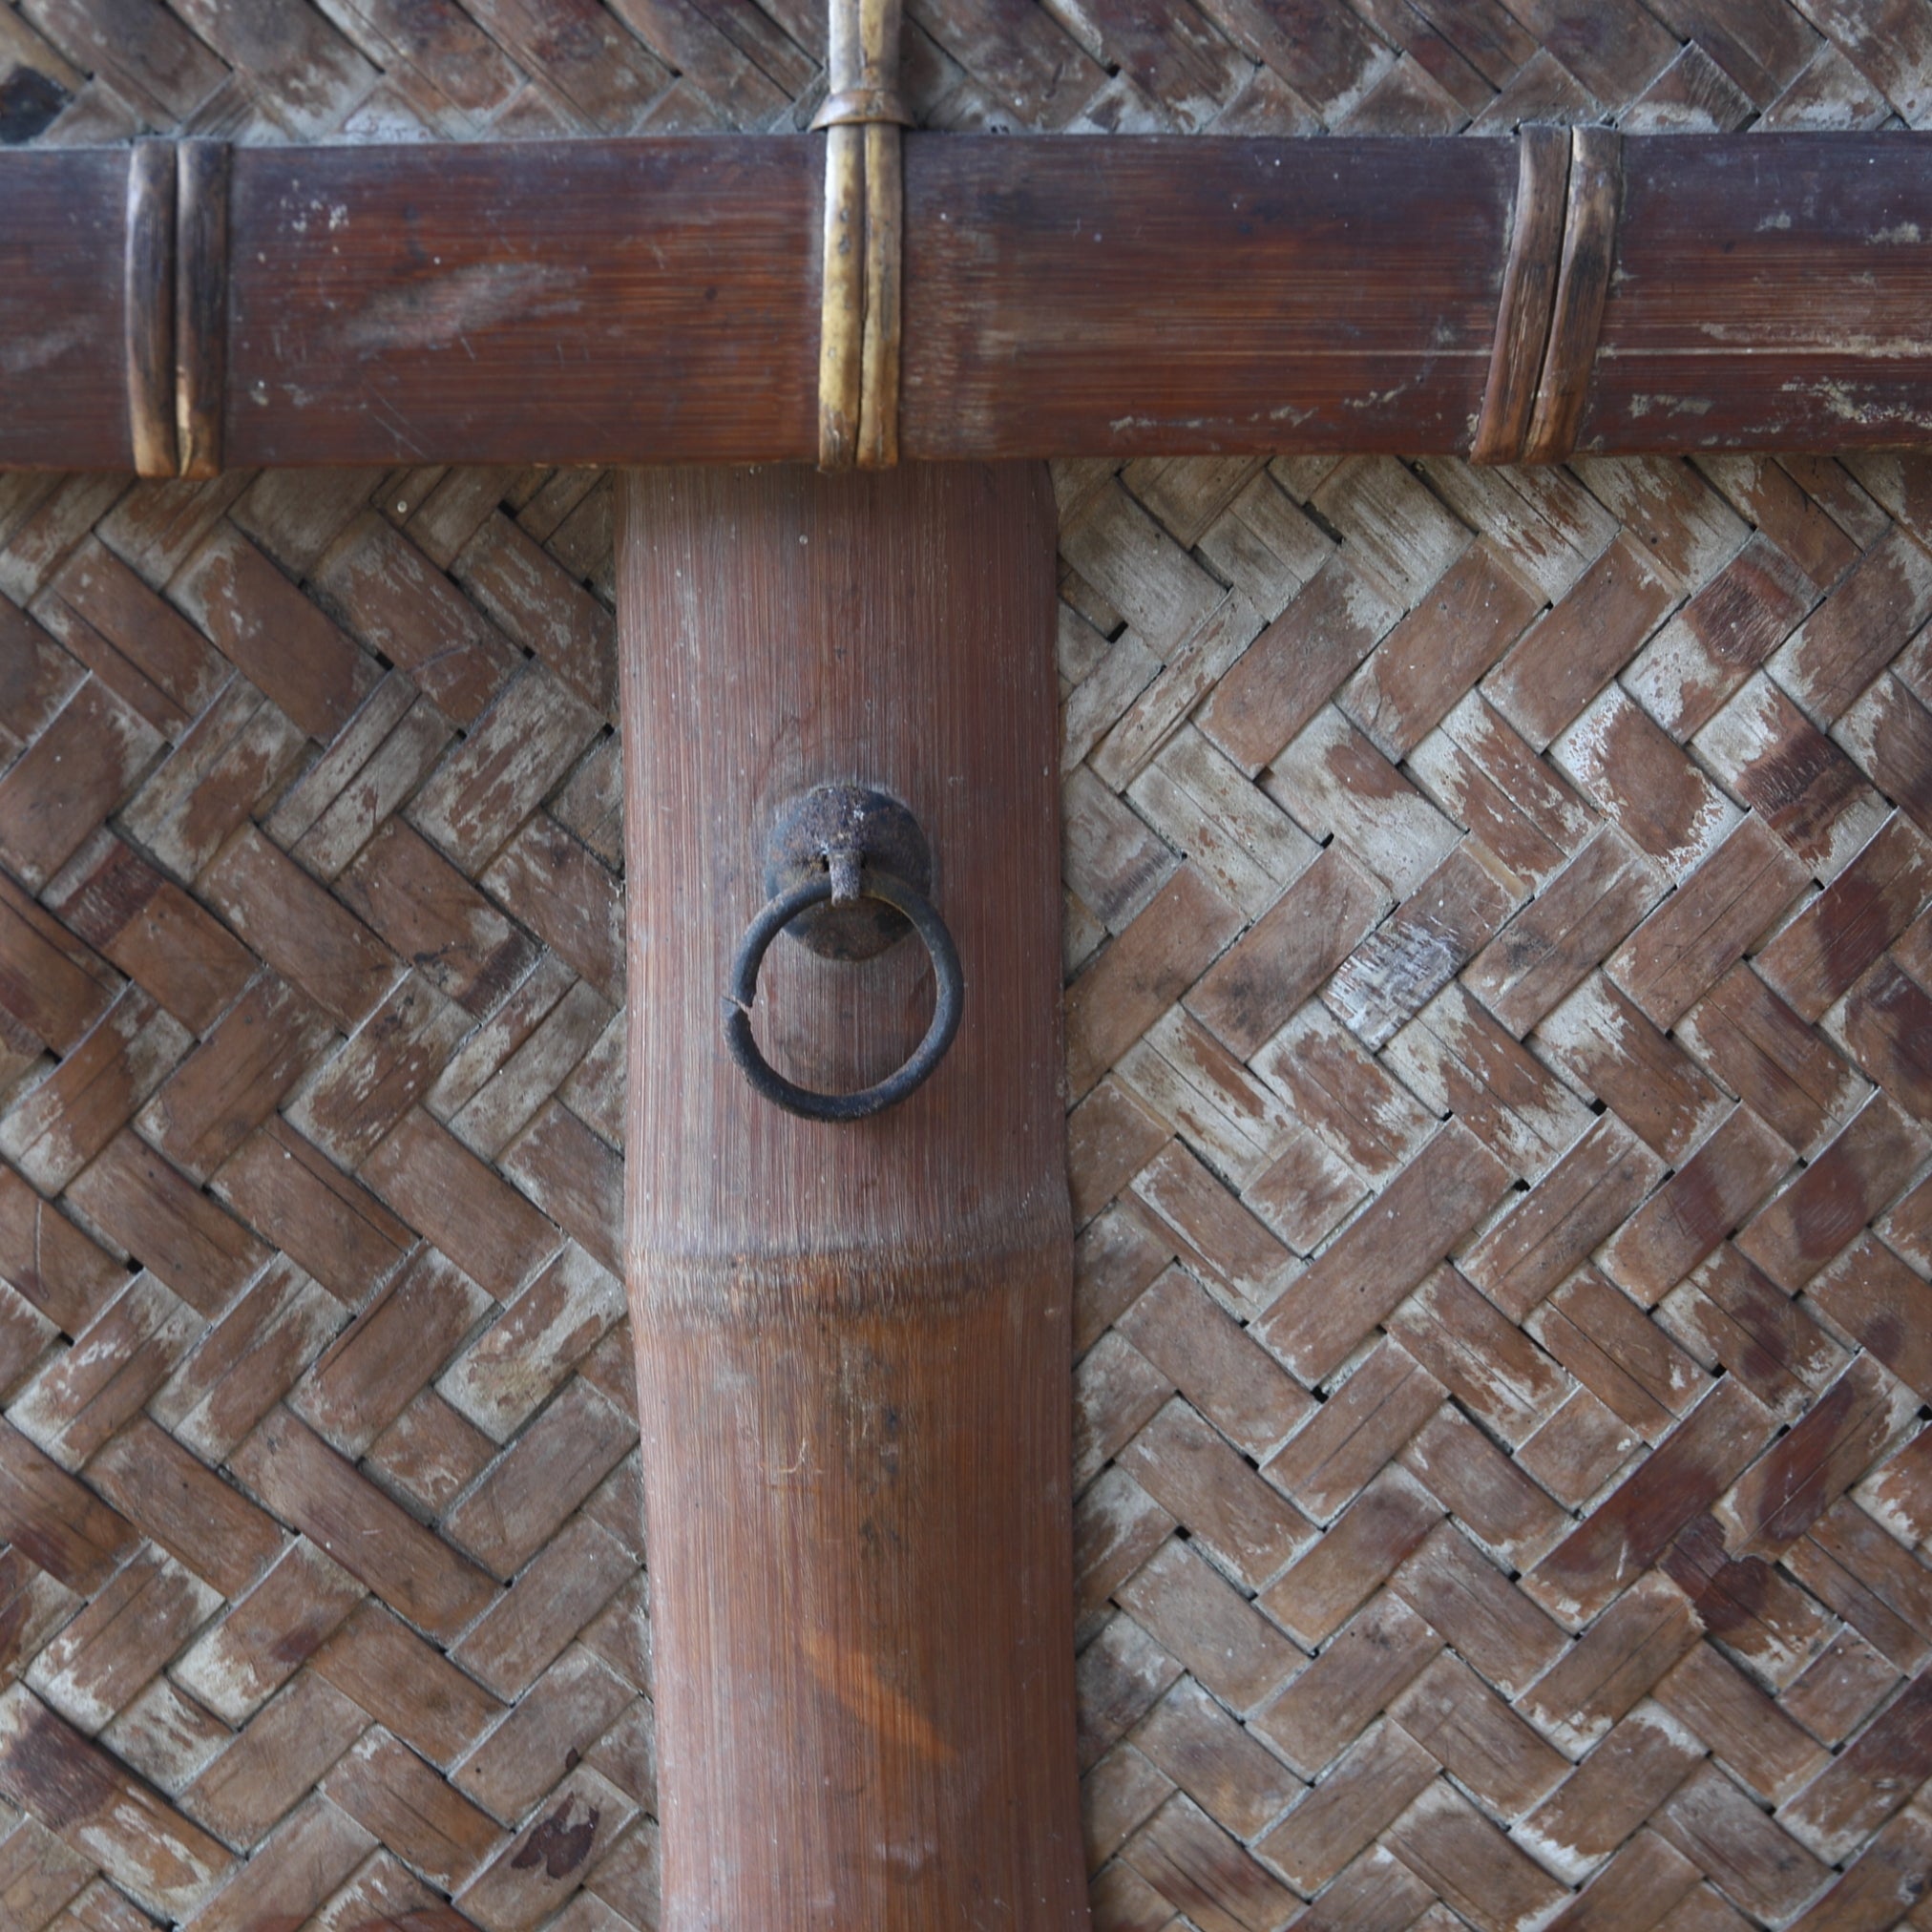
[5,132,1932,472]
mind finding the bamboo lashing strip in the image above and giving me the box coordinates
[1470,126,1567,466]
[175,141,230,481]
[814,127,865,467]
[123,139,176,480]
[1472,124,1623,466]
[1522,126,1623,464]
[121,138,230,479]
[857,117,904,470]
[811,0,908,470]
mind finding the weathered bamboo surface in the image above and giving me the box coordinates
[7,132,1932,471]
[0,149,130,471]
[12,433,1932,1932]
[0,2,1930,1930]
[620,462,1082,1929]
[903,136,1515,458]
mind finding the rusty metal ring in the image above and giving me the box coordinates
[724,868,963,1121]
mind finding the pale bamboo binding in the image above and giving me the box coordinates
[811,0,908,470]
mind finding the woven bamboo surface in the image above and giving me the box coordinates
[1,4,1931,1930]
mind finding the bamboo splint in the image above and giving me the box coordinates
[810,0,908,469]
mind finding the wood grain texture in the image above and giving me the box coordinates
[619,463,1085,1931]
[904,136,1514,457]
[1583,135,1932,450]
[225,139,822,468]
[0,148,128,470]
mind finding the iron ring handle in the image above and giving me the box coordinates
[723,868,963,1121]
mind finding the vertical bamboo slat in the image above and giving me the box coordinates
[619,462,1088,1932]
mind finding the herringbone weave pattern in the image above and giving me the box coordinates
[0,2,1930,1929]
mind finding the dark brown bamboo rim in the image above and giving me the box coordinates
[9,129,1932,474]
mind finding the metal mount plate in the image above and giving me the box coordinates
[761,783,933,960]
